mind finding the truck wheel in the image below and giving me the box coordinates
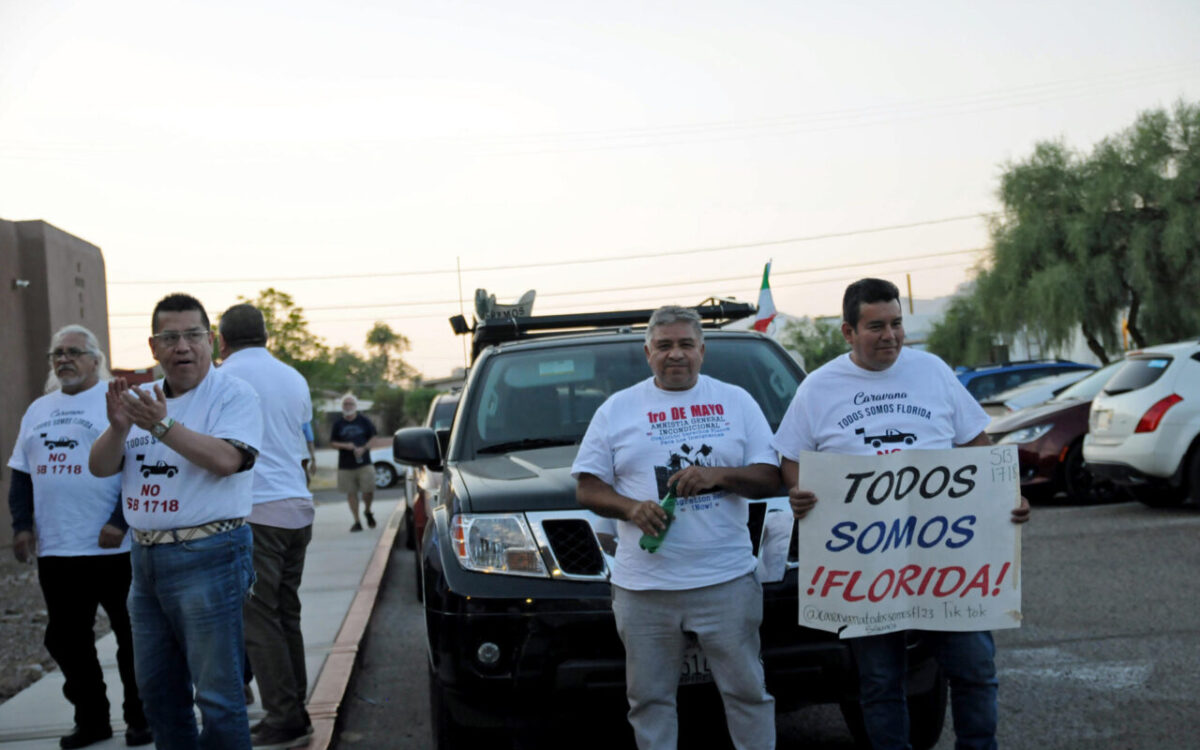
[429,672,465,744]
[429,668,486,749]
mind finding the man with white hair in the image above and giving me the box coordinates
[7,325,151,748]
[329,393,376,532]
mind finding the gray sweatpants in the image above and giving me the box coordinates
[612,573,776,750]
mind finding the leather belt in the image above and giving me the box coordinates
[131,518,244,546]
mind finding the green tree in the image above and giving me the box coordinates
[403,387,441,426]
[930,101,1200,363]
[370,384,408,434]
[780,316,849,371]
[925,293,996,367]
[365,322,412,384]
[238,287,329,366]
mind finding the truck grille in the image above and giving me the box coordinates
[542,519,605,575]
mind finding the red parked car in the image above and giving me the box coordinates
[986,361,1124,504]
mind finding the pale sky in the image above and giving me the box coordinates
[2,0,1198,379]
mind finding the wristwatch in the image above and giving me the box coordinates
[150,417,176,440]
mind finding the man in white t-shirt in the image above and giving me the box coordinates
[572,305,781,750]
[90,293,263,750]
[773,278,1030,750]
[7,325,151,749]
[218,303,314,749]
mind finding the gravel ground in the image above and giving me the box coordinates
[0,555,61,703]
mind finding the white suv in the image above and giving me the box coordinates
[1084,339,1200,507]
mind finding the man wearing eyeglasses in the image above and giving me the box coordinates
[7,325,152,749]
[90,293,263,750]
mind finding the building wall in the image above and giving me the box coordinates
[0,219,109,547]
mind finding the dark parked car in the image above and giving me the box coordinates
[395,305,948,749]
[956,359,1097,402]
[986,361,1123,503]
[401,390,460,595]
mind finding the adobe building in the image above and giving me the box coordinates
[1,218,110,547]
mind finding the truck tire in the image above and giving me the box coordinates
[429,668,484,750]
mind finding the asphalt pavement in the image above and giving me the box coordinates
[335,497,1200,749]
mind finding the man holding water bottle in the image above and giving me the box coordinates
[572,304,781,750]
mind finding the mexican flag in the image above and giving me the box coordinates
[753,260,776,333]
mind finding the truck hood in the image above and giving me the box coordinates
[452,445,582,513]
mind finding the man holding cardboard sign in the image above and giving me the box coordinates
[773,278,1030,750]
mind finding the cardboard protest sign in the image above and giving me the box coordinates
[795,445,1022,638]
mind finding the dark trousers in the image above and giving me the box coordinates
[244,523,312,731]
[38,553,146,729]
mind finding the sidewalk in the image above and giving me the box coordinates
[0,482,403,750]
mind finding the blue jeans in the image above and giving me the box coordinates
[129,525,255,750]
[851,630,998,750]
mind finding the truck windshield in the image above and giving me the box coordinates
[461,337,804,458]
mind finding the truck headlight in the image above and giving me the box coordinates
[996,423,1053,445]
[450,513,549,577]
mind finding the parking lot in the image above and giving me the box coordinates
[333,498,1200,749]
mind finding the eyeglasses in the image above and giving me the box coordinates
[47,347,91,361]
[152,328,210,346]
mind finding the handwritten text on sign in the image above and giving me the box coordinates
[794,445,1022,638]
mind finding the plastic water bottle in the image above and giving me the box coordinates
[638,484,678,553]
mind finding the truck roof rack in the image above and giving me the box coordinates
[450,301,757,361]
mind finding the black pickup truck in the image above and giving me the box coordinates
[394,305,946,749]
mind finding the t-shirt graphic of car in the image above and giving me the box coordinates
[139,460,179,478]
[856,427,917,448]
[40,433,79,449]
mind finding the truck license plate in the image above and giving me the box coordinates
[680,644,712,685]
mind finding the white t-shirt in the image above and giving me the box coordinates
[572,375,779,591]
[7,381,129,556]
[120,367,262,530]
[219,348,314,528]
[772,348,989,459]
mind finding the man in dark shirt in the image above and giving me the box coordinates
[328,394,376,532]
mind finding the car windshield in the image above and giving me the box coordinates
[1049,360,1123,402]
[461,337,803,458]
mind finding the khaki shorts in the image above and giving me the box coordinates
[338,465,376,494]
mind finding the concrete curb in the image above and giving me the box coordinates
[306,499,403,749]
